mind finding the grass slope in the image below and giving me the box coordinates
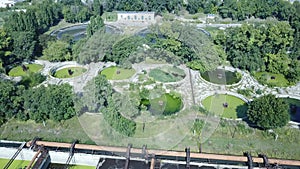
[0,117,94,144]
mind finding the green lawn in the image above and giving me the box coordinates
[101,66,135,80]
[254,72,289,87]
[0,158,31,169]
[202,94,248,119]
[0,117,95,144]
[53,67,87,78]
[0,158,95,169]
[8,64,43,77]
[149,66,185,82]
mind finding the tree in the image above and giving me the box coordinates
[187,0,202,14]
[113,92,140,119]
[86,15,105,37]
[23,84,75,122]
[42,40,71,61]
[0,79,24,125]
[191,119,205,152]
[247,94,289,130]
[0,29,12,67]
[109,36,146,64]
[92,0,103,16]
[78,30,121,64]
[12,31,37,62]
[78,74,113,112]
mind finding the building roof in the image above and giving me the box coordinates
[117,11,155,14]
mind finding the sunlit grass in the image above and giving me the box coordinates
[8,64,43,77]
[53,67,87,78]
[101,66,135,80]
[202,94,247,119]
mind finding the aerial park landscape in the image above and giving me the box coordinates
[0,0,300,168]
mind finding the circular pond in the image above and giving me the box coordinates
[101,66,136,80]
[52,24,122,40]
[202,94,248,119]
[283,98,300,123]
[201,69,241,85]
[149,66,186,83]
[141,93,183,116]
[8,64,43,77]
[52,66,87,78]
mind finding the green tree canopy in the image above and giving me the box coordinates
[86,15,105,37]
[78,30,121,64]
[78,74,113,112]
[42,40,71,61]
[12,31,37,62]
[247,94,290,130]
[0,79,24,125]
[23,84,75,122]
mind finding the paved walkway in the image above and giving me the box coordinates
[33,60,115,93]
[2,60,300,103]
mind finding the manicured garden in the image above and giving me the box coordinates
[101,66,135,80]
[149,66,185,83]
[201,69,241,85]
[8,64,43,77]
[202,94,248,119]
[254,72,289,87]
[53,67,87,78]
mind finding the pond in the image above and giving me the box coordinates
[52,67,87,79]
[201,69,241,85]
[51,24,122,41]
[284,98,300,123]
[141,93,183,116]
[202,94,248,119]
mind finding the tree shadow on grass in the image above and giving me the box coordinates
[236,103,248,118]
[236,103,264,130]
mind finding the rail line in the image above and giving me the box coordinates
[27,140,300,167]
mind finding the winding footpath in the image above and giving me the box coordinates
[3,60,300,104]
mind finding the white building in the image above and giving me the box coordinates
[117,11,155,23]
[0,0,15,8]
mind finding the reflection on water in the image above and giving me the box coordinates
[51,24,122,41]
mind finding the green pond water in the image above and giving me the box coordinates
[201,69,241,85]
[284,98,300,123]
[142,93,182,116]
